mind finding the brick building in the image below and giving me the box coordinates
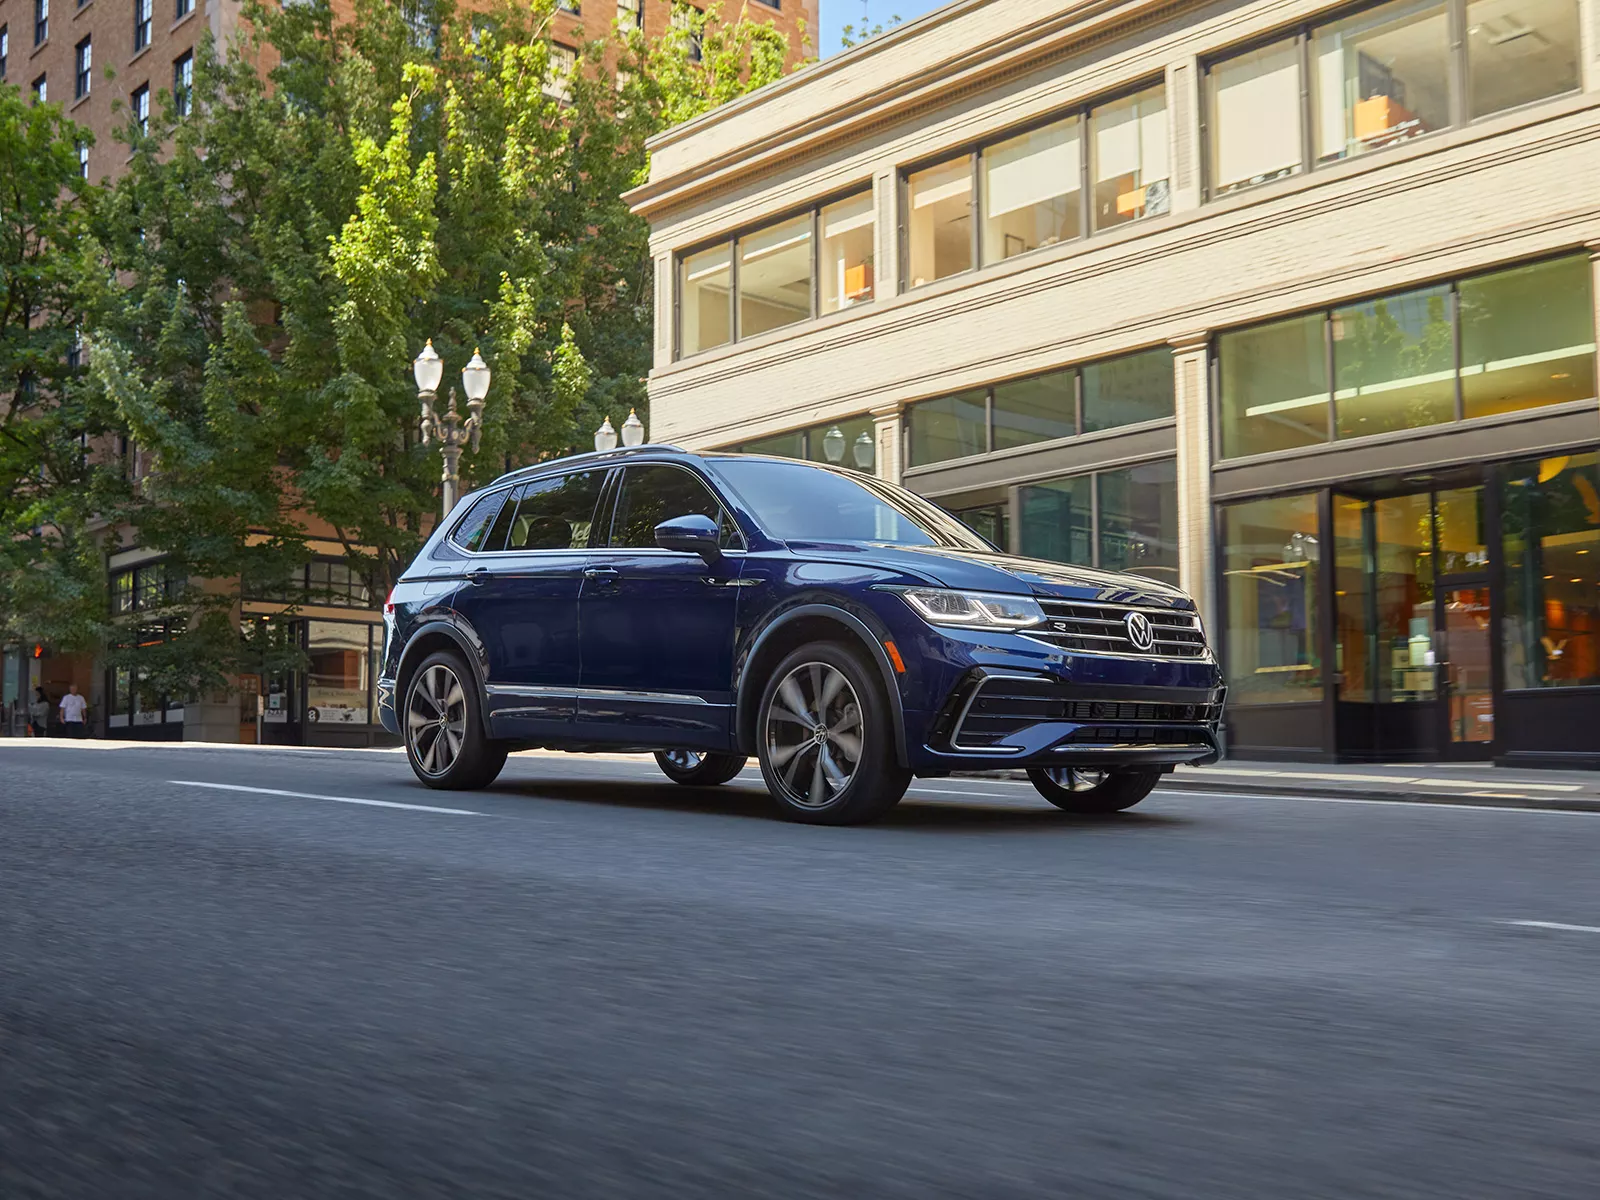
[630,0,1600,768]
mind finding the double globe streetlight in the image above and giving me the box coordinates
[413,340,491,518]
[821,424,875,471]
[594,410,645,452]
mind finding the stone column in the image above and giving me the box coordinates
[1164,57,1204,215]
[1580,0,1600,92]
[873,168,899,302]
[872,405,903,485]
[653,251,673,371]
[1170,332,1214,620]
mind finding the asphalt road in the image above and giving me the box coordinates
[3,742,1600,1199]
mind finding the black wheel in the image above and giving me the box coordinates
[1026,767,1161,813]
[654,750,748,786]
[404,651,507,790]
[756,642,911,825]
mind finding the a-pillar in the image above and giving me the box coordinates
[1170,332,1214,621]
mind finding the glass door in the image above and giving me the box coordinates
[1441,584,1494,751]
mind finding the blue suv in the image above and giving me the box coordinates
[378,446,1223,824]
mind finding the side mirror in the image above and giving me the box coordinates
[654,513,722,563]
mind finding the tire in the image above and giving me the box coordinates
[1026,767,1161,813]
[403,651,507,790]
[756,641,911,825]
[654,750,748,786]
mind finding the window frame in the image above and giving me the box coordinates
[34,0,47,48]
[172,50,193,118]
[597,462,747,552]
[674,183,874,361]
[176,0,192,18]
[495,470,610,554]
[134,0,151,53]
[74,35,90,100]
[446,488,513,554]
[31,73,46,104]
[1,25,9,80]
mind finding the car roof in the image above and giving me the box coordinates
[487,446,853,490]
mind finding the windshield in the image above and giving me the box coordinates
[710,458,995,551]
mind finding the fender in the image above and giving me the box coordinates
[394,617,492,714]
[735,602,909,768]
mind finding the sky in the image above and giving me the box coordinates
[816,0,949,58]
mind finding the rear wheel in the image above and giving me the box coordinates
[1026,767,1160,813]
[653,750,748,787]
[756,642,911,825]
[404,651,507,790]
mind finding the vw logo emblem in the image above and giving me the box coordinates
[1124,611,1155,651]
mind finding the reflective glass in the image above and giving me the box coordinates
[1372,492,1437,701]
[805,414,877,470]
[1097,459,1178,582]
[1218,313,1330,458]
[680,243,731,355]
[992,370,1075,451]
[1312,0,1450,164]
[1221,493,1322,702]
[738,215,812,339]
[1332,284,1455,439]
[981,117,1081,263]
[907,156,973,286]
[1458,255,1596,420]
[1467,0,1580,119]
[1501,452,1600,689]
[1334,497,1374,702]
[1081,347,1174,432]
[1018,474,1093,566]
[306,622,371,725]
[907,391,986,466]
[820,192,875,313]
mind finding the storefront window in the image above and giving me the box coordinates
[1333,284,1455,438]
[1090,85,1168,231]
[1206,38,1303,196]
[1019,474,1093,566]
[1222,493,1322,702]
[1218,313,1330,458]
[981,117,1081,263]
[907,155,973,287]
[907,391,986,466]
[738,215,812,339]
[1080,347,1175,432]
[738,430,807,458]
[992,369,1075,451]
[820,192,875,314]
[306,621,372,725]
[1334,498,1374,702]
[1502,453,1600,689]
[1458,256,1596,420]
[679,243,731,355]
[1467,0,1580,120]
[1097,459,1178,581]
[1312,0,1449,164]
[1372,492,1438,701]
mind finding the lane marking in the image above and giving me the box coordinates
[1497,920,1600,934]
[169,780,483,817]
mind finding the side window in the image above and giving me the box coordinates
[608,464,743,550]
[448,490,510,553]
[505,470,604,551]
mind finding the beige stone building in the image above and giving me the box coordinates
[629,0,1600,766]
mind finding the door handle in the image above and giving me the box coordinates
[583,566,620,584]
[465,567,491,586]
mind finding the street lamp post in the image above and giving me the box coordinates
[414,341,491,518]
[594,409,646,452]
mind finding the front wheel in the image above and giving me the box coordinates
[1026,767,1161,813]
[404,651,507,790]
[653,750,748,787]
[756,642,911,825]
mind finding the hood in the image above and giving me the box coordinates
[779,541,1193,608]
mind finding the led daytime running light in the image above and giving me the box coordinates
[900,588,1045,629]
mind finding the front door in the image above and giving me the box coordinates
[576,462,745,748]
[1440,582,1495,756]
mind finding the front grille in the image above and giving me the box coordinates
[947,675,1221,750]
[1030,598,1207,658]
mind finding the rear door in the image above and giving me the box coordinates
[576,462,746,746]
[448,468,605,736]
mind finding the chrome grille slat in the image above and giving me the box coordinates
[1033,596,1207,659]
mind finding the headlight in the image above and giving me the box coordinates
[899,588,1045,630]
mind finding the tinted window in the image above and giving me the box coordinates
[449,490,510,552]
[712,459,991,550]
[503,471,604,551]
[609,465,741,550]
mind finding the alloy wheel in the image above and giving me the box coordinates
[764,661,863,808]
[407,664,467,777]
[1039,767,1108,792]
[662,750,705,771]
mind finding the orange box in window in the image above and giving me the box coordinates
[1353,95,1414,140]
[1115,186,1146,215]
[844,262,873,299]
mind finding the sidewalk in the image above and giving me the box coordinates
[1165,759,1600,811]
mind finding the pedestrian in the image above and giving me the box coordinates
[29,687,51,738]
[59,684,89,739]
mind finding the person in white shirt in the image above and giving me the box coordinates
[59,684,89,738]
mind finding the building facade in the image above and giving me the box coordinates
[629,0,1600,767]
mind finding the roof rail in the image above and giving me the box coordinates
[490,443,690,487]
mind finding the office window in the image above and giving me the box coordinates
[132,84,150,134]
[907,391,987,466]
[730,417,877,470]
[737,430,807,458]
[172,52,193,117]
[1218,312,1330,458]
[1206,38,1303,196]
[545,43,576,102]
[134,0,151,52]
[991,370,1075,451]
[306,622,372,724]
[1467,0,1580,119]
[176,0,192,17]
[78,141,89,178]
[737,214,812,339]
[906,155,973,286]
[672,5,703,63]
[819,191,875,313]
[617,0,643,27]
[1018,474,1094,566]
[1221,493,1323,702]
[1080,347,1175,432]
[1502,452,1600,689]
[74,36,90,99]
[1312,0,1450,164]
[1,25,9,79]
[32,74,46,104]
[1458,256,1596,420]
[1090,84,1169,231]
[679,243,732,356]
[34,0,47,47]
[1333,283,1455,439]
[981,116,1081,263]
[1096,459,1179,581]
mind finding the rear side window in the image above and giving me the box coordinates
[503,470,605,551]
[448,490,510,552]
[607,464,743,550]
